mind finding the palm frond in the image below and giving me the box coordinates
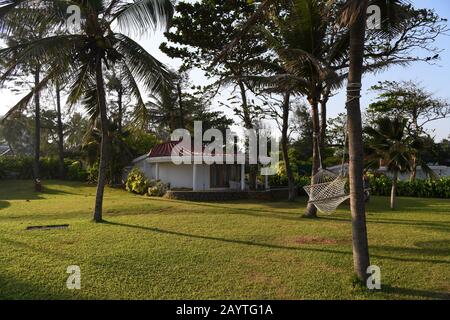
[111,0,174,36]
[0,34,84,86]
[114,33,175,94]
[66,62,96,111]
[1,69,55,121]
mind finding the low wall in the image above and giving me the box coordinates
[164,188,298,202]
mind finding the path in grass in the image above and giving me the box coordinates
[0,180,449,299]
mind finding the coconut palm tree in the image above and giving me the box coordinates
[365,117,412,209]
[0,0,174,222]
[245,0,349,211]
[339,0,371,282]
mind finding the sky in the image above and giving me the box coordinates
[1,0,449,141]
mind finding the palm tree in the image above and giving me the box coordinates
[0,0,174,222]
[54,80,65,179]
[340,0,370,282]
[365,117,412,209]
[247,0,349,212]
[0,9,51,189]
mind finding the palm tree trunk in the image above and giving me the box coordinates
[281,92,295,201]
[93,55,110,223]
[346,0,370,282]
[56,82,65,179]
[33,66,41,189]
[410,152,417,181]
[304,99,320,218]
[238,80,257,190]
[319,92,329,168]
[391,170,398,210]
[117,86,123,134]
[177,81,185,128]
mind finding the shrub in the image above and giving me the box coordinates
[0,156,87,181]
[125,168,150,195]
[270,172,450,199]
[86,163,99,183]
[148,180,169,197]
[67,161,88,181]
[269,173,310,196]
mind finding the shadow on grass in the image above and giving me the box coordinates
[365,197,450,214]
[103,221,449,265]
[382,285,450,300]
[0,274,75,300]
[321,216,450,232]
[371,240,450,259]
[373,244,450,259]
[0,237,75,260]
[142,197,309,221]
[0,200,10,211]
[0,184,75,201]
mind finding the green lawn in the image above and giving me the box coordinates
[0,180,449,300]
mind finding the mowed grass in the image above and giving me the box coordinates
[0,180,449,300]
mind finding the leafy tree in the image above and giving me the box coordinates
[161,0,275,189]
[0,9,53,185]
[365,117,415,209]
[0,113,33,155]
[161,0,273,128]
[1,0,174,222]
[368,80,450,180]
[144,78,234,139]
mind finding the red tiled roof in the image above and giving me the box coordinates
[148,141,236,158]
[148,141,181,158]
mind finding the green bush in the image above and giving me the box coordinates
[67,161,88,181]
[148,180,169,197]
[86,163,99,183]
[125,168,150,195]
[368,174,450,199]
[0,156,87,181]
[270,172,450,199]
[269,173,310,196]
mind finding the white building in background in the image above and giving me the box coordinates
[124,141,251,191]
[378,165,450,181]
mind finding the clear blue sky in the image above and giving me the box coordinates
[0,0,449,140]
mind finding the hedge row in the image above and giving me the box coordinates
[368,175,450,199]
[0,156,94,181]
[270,173,450,199]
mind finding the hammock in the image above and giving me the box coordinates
[303,169,349,214]
[303,83,362,214]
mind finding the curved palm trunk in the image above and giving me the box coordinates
[346,0,370,282]
[33,66,41,188]
[281,92,295,201]
[93,55,110,223]
[56,82,65,179]
[390,170,398,210]
[304,100,320,218]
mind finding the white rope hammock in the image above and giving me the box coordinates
[303,169,349,214]
[303,83,362,214]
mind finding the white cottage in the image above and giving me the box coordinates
[129,141,247,191]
